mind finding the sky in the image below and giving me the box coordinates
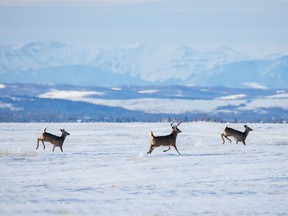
[0,0,287,54]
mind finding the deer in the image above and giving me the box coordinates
[221,124,253,145]
[147,121,182,155]
[36,126,70,152]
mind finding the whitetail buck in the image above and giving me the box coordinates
[36,126,70,152]
[147,121,182,155]
[221,125,253,145]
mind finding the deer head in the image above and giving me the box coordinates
[170,121,182,133]
[60,129,70,136]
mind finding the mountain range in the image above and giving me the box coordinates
[0,41,287,88]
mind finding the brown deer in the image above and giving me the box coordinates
[36,126,70,152]
[147,122,182,155]
[221,125,253,145]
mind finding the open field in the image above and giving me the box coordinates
[0,122,287,215]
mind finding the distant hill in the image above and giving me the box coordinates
[0,83,287,123]
[0,41,287,88]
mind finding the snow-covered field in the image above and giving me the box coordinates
[0,122,287,215]
[39,88,288,114]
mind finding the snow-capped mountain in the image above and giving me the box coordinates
[186,57,288,88]
[0,41,287,88]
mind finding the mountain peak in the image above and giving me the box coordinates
[121,42,142,50]
[21,41,67,51]
[0,41,287,88]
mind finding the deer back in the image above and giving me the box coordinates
[151,133,176,147]
[151,127,181,147]
[224,127,247,141]
[42,132,64,145]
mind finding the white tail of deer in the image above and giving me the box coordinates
[221,125,253,145]
[36,126,70,152]
[147,121,182,155]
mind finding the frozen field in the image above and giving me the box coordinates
[0,122,287,215]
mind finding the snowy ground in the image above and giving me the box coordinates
[0,122,287,215]
[39,88,288,114]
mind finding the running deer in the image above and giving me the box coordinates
[221,125,253,145]
[36,126,70,152]
[147,122,182,155]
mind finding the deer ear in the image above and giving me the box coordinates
[60,129,63,131]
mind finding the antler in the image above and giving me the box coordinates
[170,120,182,128]
[176,121,182,127]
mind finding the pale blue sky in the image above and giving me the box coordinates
[0,0,287,53]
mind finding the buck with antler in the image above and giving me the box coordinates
[221,124,253,145]
[147,121,182,155]
[36,126,70,152]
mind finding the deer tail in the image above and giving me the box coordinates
[150,131,155,138]
[224,122,230,129]
[43,126,47,133]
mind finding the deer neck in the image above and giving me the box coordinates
[171,130,178,138]
[244,129,251,137]
[61,134,67,140]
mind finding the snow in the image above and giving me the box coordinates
[0,102,21,111]
[37,87,288,115]
[111,87,122,91]
[242,98,288,110]
[243,82,267,90]
[38,89,288,114]
[266,92,288,99]
[60,98,245,114]
[0,122,287,215]
[138,89,158,94]
[37,89,246,113]
[217,94,246,100]
[39,89,105,99]
[3,41,288,88]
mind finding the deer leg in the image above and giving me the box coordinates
[173,145,181,155]
[163,147,171,152]
[36,138,40,150]
[52,145,56,152]
[147,146,155,154]
[41,140,46,150]
[225,136,232,143]
[221,133,225,144]
[243,140,246,145]
[60,145,63,152]
[222,134,232,144]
